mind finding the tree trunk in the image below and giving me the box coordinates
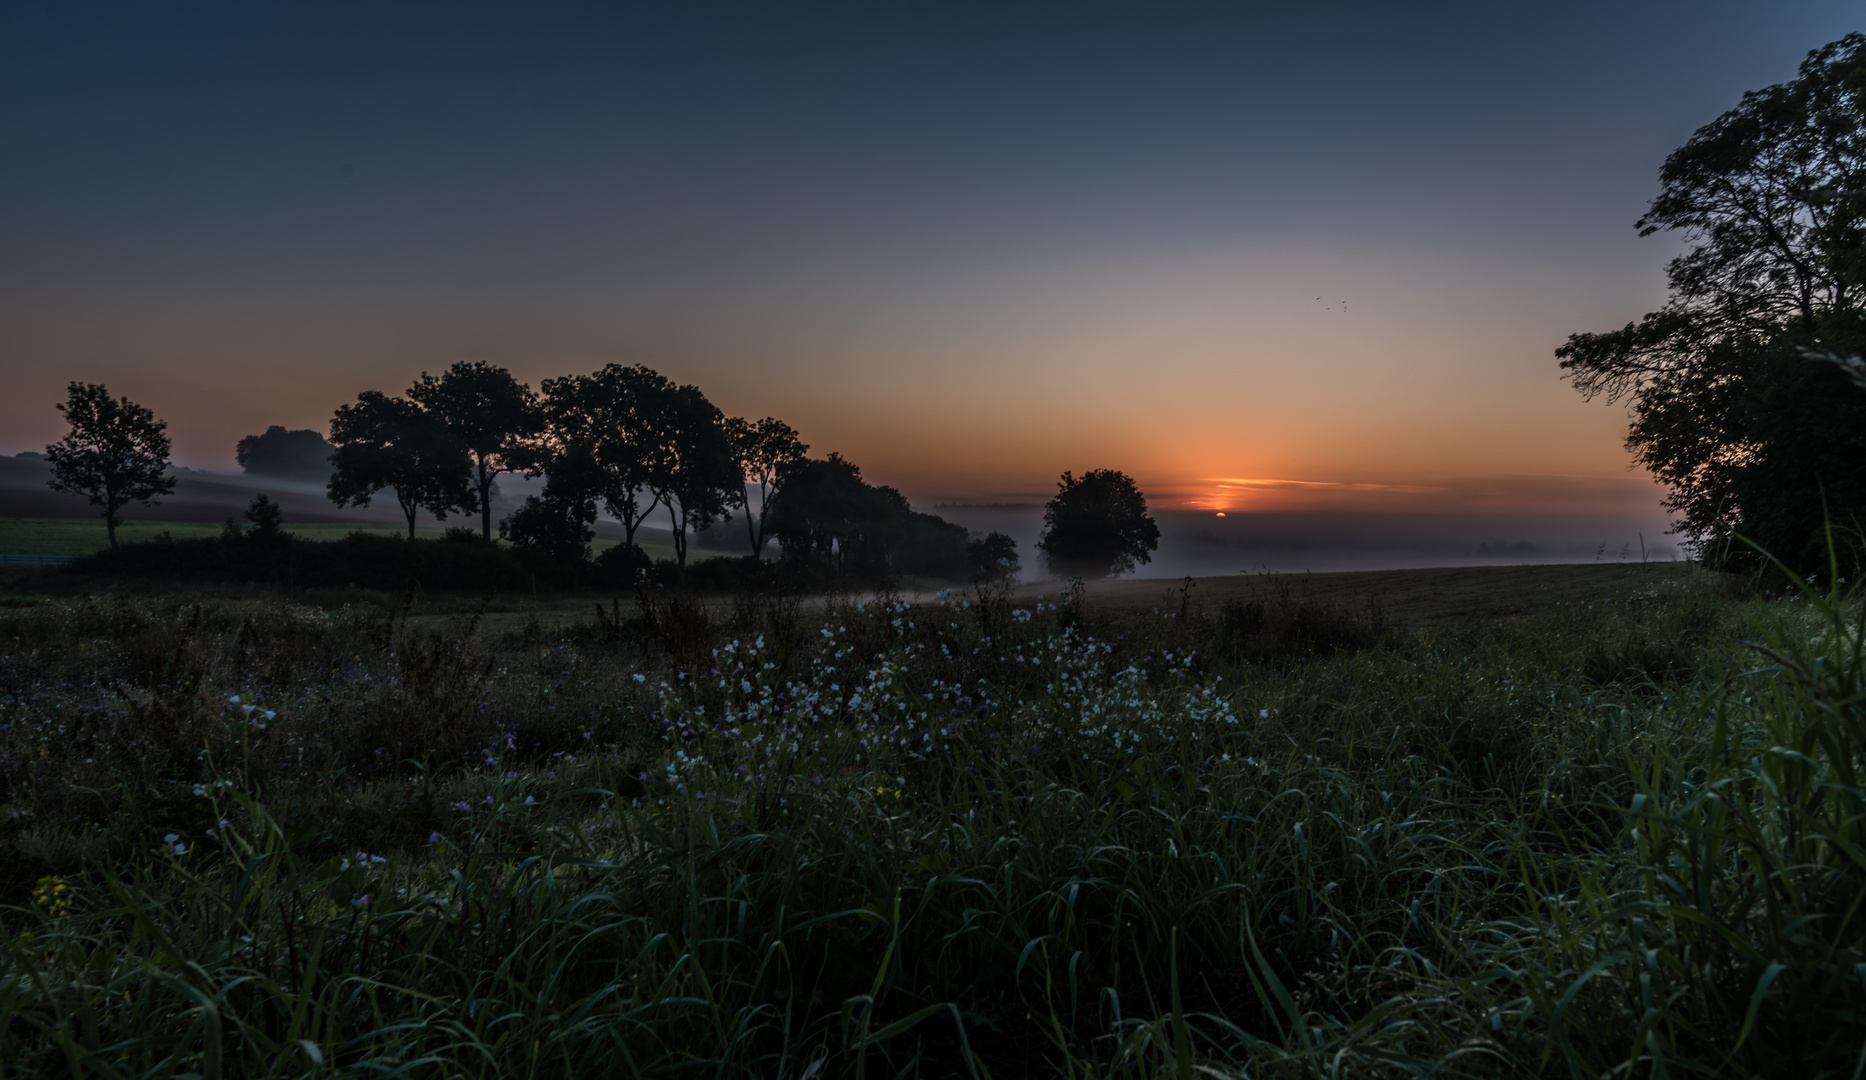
[668,502,688,568]
[478,459,493,541]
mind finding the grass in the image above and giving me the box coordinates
[0,560,1859,1076]
[1047,560,1708,626]
[0,516,693,564]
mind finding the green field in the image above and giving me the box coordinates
[0,516,690,563]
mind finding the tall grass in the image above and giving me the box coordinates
[0,568,1857,1076]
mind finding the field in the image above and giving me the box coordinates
[0,516,693,564]
[1018,560,1707,626]
[0,560,1859,1076]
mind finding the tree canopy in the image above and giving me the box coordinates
[651,384,741,569]
[1557,33,1866,571]
[328,391,476,538]
[499,440,604,563]
[409,361,539,540]
[45,382,176,551]
[967,531,1020,584]
[762,455,902,579]
[725,416,809,558]
[235,426,336,483]
[1037,469,1159,579]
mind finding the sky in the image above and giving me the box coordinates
[2,1,1860,541]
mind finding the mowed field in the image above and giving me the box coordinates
[0,517,688,564]
[1031,560,1710,627]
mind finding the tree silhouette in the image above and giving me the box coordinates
[652,384,742,569]
[500,441,604,562]
[968,531,1020,583]
[235,426,336,482]
[1557,33,1866,571]
[540,364,678,549]
[767,453,907,580]
[44,382,176,551]
[1037,469,1159,579]
[409,361,539,541]
[724,415,808,557]
[327,391,476,538]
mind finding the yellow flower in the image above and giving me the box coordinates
[32,875,73,919]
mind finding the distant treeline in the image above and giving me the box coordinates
[229,361,1013,587]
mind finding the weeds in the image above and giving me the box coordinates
[0,567,1858,1076]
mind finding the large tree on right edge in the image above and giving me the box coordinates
[1557,33,1866,573]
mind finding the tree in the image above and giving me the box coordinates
[1037,469,1160,578]
[724,416,809,557]
[500,441,604,562]
[652,384,742,569]
[244,494,284,541]
[766,454,907,579]
[409,361,539,541]
[327,391,476,538]
[553,364,677,549]
[968,531,1021,583]
[1557,33,1866,572]
[44,382,176,551]
[235,426,336,482]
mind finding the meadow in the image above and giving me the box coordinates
[0,516,695,565]
[0,558,1860,1077]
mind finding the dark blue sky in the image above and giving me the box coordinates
[2,2,1859,514]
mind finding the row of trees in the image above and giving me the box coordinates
[317,361,806,568]
[39,368,1165,581]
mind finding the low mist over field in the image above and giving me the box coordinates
[933,502,1677,576]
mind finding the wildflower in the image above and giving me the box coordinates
[453,801,471,811]
[32,876,73,919]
